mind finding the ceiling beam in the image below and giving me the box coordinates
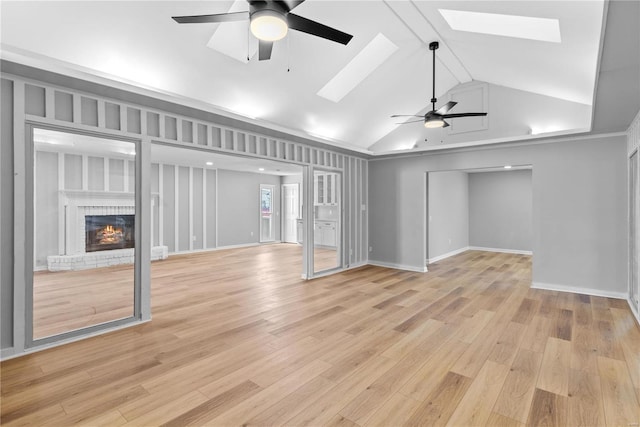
[383,0,472,85]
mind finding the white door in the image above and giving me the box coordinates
[282,184,299,243]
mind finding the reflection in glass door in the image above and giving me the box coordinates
[260,184,275,242]
[313,169,341,274]
[31,128,136,340]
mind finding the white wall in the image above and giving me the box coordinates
[369,135,628,296]
[428,171,469,261]
[468,170,533,252]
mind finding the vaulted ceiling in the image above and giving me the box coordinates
[0,1,619,154]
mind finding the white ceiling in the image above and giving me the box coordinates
[0,0,606,154]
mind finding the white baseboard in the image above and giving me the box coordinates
[531,282,628,300]
[628,298,640,327]
[0,347,15,360]
[428,247,470,264]
[368,260,428,273]
[170,242,264,256]
[468,246,533,256]
[0,318,151,362]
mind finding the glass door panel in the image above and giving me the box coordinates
[313,170,341,274]
[32,128,136,340]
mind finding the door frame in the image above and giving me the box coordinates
[24,123,147,350]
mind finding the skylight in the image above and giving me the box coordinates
[439,9,561,43]
[317,33,398,103]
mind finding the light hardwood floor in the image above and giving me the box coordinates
[32,243,339,339]
[2,246,639,426]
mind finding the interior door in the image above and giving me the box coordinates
[282,183,299,243]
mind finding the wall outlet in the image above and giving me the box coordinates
[448,238,452,245]
[250,231,254,237]
[369,246,373,252]
[192,235,196,241]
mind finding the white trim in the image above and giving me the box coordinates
[158,163,163,246]
[0,318,151,362]
[367,260,428,273]
[531,282,628,300]
[428,246,470,264]
[468,246,533,255]
[202,169,207,249]
[174,164,179,251]
[628,298,640,327]
[188,167,194,251]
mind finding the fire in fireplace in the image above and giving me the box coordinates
[85,215,135,252]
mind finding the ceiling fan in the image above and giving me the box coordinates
[392,41,487,129]
[172,0,353,61]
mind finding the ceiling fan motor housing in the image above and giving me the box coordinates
[249,1,289,41]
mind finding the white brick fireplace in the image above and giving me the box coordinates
[47,191,167,271]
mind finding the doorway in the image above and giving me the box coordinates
[282,183,300,243]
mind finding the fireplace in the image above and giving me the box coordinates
[85,215,135,252]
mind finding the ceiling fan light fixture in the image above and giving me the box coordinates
[424,116,445,128]
[250,9,288,41]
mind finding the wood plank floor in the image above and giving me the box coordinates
[2,246,639,426]
[31,244,339,339]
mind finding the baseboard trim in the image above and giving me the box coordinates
[0,347,15,360]
[368,260,428,273]
[428,247,470,264]
[531,282,628,300]
[468,246,533,255]
[170,242,266,256]
[0,318,152,361]
[628,298,640,327]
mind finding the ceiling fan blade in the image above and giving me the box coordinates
[441,112,487,118]
[435,101,457,115]
[442,120,450,128]
[258,40,274,61]
[396,119,424,124]
[276,0,305,12]
[172,11,249,24]
[391,114,423,118]
[287,13,353,45]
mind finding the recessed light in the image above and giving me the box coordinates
[206,161,213,166]
[504,165,512,169]
[439,9,561,43]
[258,168,265,171]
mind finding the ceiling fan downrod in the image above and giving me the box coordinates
[429,41,439,112]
